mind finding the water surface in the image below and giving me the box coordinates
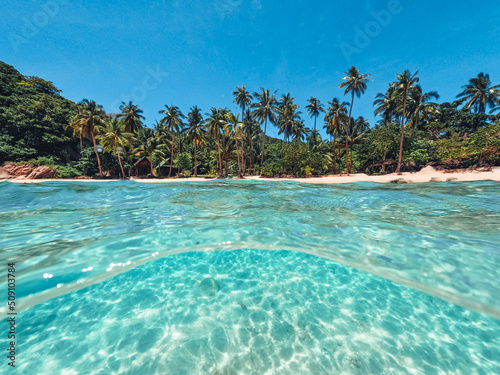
[0,180,499,373]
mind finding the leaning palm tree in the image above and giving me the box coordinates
[132,128,167,176]
[183,106,206,176]
[339,66,371,173]
[96,118,133,178]
[305,97,325,132]
[392,70,420,173]
[233,85,253,120]
[159,105,185,176]
[456,73,500,114]
[117,101,145,134]
[77,99,107,176]
[205,108,226,176]
[251,88,278,167]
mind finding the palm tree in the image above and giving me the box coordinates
[67,103,86,153]
[96,118,133,178]
[339,66,371,173]
[348,116,370,168]
[374,84,398,125]
[277,94,301,143]
[132,128,166,176]
[205,108,226,176]
[233,85,253,120]
[244,109,260,175]
[117,101,144,134]
[77,99,107,177]
[352,116,370,137]
[392,70,420,173]
[224,112,245,177]
[290,120,308,141]
[305,97,325,132]
[159,105,185,176]
[324,98,349,173]
[457,73,500,114]
[251,88,278,168]
[490,100,500,114]
[406,86,440,135]
[183,106,206,176]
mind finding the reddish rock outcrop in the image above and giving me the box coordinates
[26,166,57,179]
[3,162,34,177]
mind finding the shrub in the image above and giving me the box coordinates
[56,165,82,178]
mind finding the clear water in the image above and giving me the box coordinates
[0,180,499,374]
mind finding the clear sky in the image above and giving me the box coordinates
[2,0,500,138]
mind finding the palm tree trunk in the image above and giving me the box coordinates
[314,116,317,132]
[117,152,126,179]
[150,155,154,175]
[91,132,103,177]
[235,135,241,176]
[79,134,83,154]
[242,139,246,175]
[216,132,222,177]
[260,118,267,168]
[347,91,354,174]
[222,134,228,177]
[194,142,197,177]
[333,134,337,174]
[396,92,407,174]
[169,136,174,177]
[249,135,254,176]
[350,141,353,172]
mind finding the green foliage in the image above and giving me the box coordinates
[283,140,308,173]
[428,104,494,135]
[467,123,500,164]
[0,62,78,164]
[175,152,192,172]
[55,165,82,178]
[405,137,431,165]
[432,133,468,161]
[26,156,61,167]
[1,61,499,178]
[261,143,284,176]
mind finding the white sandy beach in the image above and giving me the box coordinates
[5,166,500,184]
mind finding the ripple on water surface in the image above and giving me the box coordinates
[1,180,499,317]
[3,250,500,374]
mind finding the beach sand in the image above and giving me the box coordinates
[5,166,500,184]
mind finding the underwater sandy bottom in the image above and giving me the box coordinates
[4,249,500,375]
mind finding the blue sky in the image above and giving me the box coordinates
[2,0,500,138]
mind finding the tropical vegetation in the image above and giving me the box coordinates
[1,61,499,179]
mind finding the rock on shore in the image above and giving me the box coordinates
[2,163,56,179]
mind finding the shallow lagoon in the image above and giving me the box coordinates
[1,180,499,373]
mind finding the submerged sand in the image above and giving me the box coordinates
[5,166,500,184]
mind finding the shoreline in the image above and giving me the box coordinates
[3,167,500,184]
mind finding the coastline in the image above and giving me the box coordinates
[4,167,500,184]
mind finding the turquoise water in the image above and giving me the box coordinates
[1,180,500,373]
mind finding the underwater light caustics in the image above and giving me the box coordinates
[0,180,499,320]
